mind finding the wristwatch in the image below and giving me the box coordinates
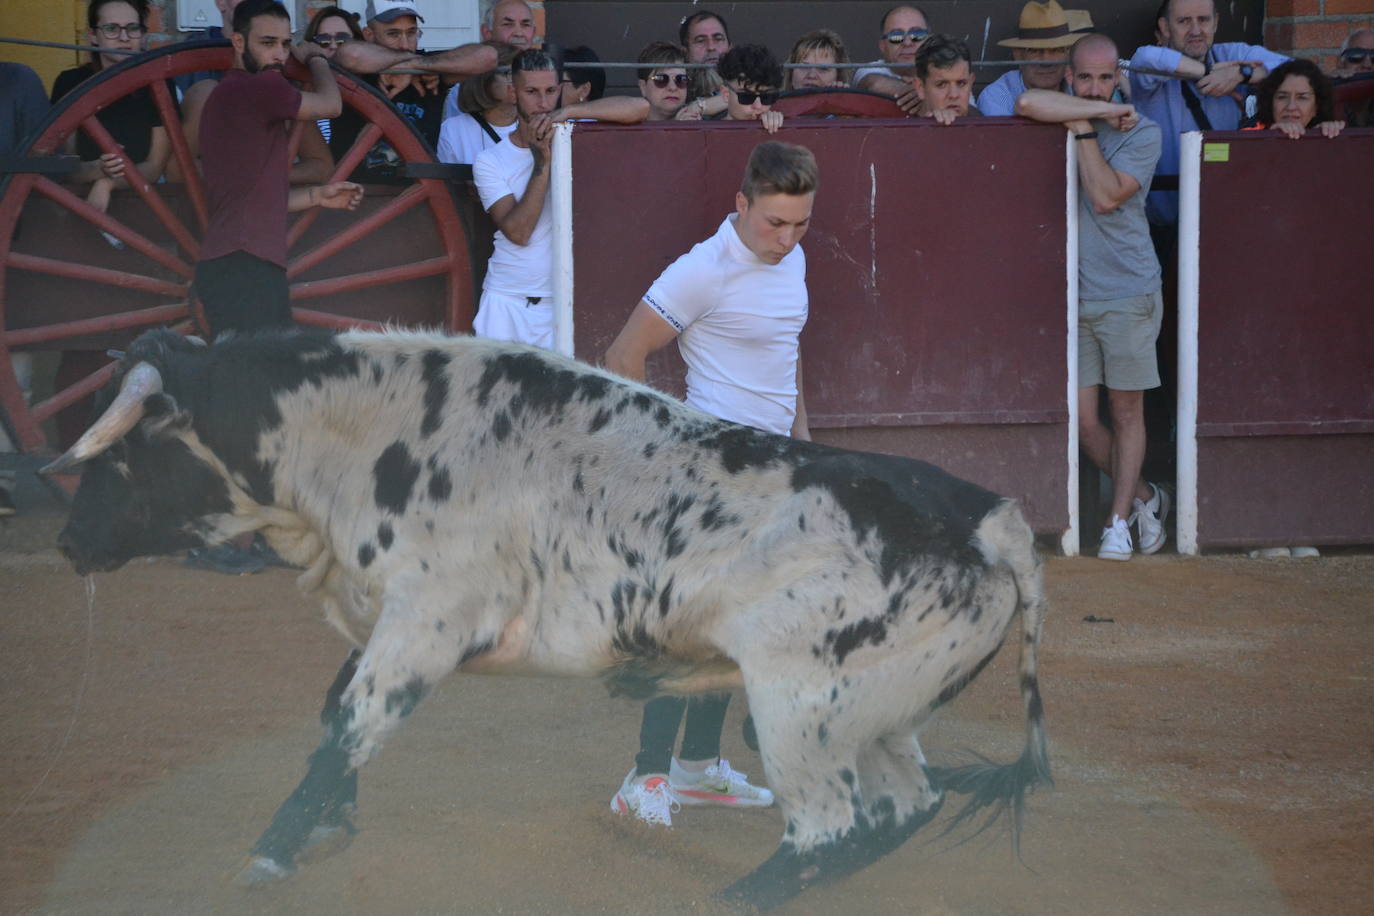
[1074,131,1099,141]
[1238,64,1254,85]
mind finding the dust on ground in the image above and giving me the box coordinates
[2,502,1371,914]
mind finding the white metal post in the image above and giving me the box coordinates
[551,122,576,357]
[1176,131,1203,555]
[1062,133,1080,557]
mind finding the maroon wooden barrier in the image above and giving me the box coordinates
[1190,128,1374,548]
[568,119,1071,534]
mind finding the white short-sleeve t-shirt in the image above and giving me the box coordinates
[473,136,553,297]
[438,111,517,165]
[643,215,808,435]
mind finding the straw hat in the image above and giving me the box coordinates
[997,1,1082,49]
[1066,10,1095,34]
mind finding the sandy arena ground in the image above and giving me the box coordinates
[2,495,1371,915]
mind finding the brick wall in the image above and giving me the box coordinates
[1266,0,1374,70]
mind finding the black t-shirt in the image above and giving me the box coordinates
[328,74,444,183]
[51,65,177,164]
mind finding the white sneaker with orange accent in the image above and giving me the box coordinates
[610,769,678,826]
[669,758,775,808]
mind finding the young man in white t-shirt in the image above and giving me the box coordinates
[471,48,561,347]
[602,141,819,825]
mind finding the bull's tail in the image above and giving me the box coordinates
[929,500,1052,851]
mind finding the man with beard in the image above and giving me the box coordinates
[979,1,1082,117]
[1016,34,1170,561]
[471,49,562,348]
[196,0,362,338]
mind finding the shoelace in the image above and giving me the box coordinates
[704,758,752,791]
[633,778,679,826]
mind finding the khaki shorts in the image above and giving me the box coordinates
[1078,290,1163,390]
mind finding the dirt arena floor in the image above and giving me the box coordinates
[2,496,1372,915]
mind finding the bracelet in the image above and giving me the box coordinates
[1074,131,1098,141]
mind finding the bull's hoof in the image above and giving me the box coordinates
[297,818,358,865]
[233,855,294,887]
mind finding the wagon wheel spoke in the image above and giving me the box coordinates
[80,116,199,261]
[287,184,427,279]
[289,256,449,301]
[287,122,383,250]
[32,177,193,278]
[5,302,190,349]
[29,361,117,425]
[149,78,209,231]
[6,251,187,298]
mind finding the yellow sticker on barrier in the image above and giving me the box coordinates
[1203,143,1230,162]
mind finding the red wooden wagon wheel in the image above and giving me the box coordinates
[0,40,473,478]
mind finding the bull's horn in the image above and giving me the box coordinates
[41,362,164,474]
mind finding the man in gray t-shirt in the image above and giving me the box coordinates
[1017,34,1170,562]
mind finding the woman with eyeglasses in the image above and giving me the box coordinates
[50,0,172,216]
[303,6,365,143]
[437,45,519,166]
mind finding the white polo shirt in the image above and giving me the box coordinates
[643,215,808,435]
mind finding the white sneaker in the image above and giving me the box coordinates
[669,757,775,808]
[1131,483,1170,555]
[1098,515,1133,561]
[610,768,678,826]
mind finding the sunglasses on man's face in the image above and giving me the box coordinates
[731,86,780,105]
[649,73,690,89]
[1341,48,1374,63]
[310,32,353,47]
[884,27,930,44]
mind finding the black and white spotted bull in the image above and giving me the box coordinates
[48,327,1051,908]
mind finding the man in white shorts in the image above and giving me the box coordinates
[602,141,818,825]
[471,48,560,347]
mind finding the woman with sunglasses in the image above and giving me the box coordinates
[549,41,692,125]
[50,0,171,216]
[303,6,364,143]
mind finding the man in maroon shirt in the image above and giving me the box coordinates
[196,0,362,337]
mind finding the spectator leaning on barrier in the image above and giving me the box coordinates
[978,1,1081,117]
[471,49,560,349]
[0,63,49,518]
[680,9,730,104]
[550,40,689,125]
[1016,34,1170,562]
[603,141,818,825]
[785,29,850,91]
[855,5,930,115]
[51,0,172,216]
[913,34,980,124]
[559,46,605,106]
[303,5,365,144]
[438,45,518,166]
[329,0,495,181]
[1334,29,1374,128]
[712,44,787,134]
[1130,0,1288,228]
[1249,59,1345,139]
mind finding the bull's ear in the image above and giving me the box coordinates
[139,392,192,439]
